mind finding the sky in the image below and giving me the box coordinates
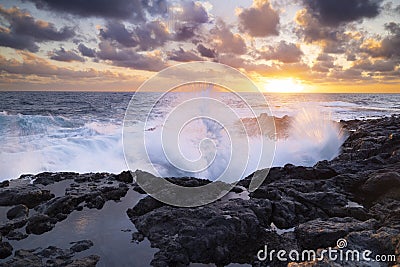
[0,0,399,93]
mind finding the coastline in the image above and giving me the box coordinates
[0,115,399,266]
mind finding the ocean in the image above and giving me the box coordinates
[1,91,399,181]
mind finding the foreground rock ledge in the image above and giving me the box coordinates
[0,115,399,266]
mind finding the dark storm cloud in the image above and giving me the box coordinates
[0,29,38,52]
[96,40,166,71]
[99,20,169,51]
[99,21,138,47]
[303,0,383,26]
[197,44,216,58]
[49,47,85,62]
[78,43,97,58]
[0,6,74,51]
[173,24,196,41]
[295,9,361,54]
[260,41,303,63]
[168,47,202,62]
[238,0,280,37]
[25,0,167,20]
[296,9,343,43]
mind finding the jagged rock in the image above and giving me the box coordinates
[65,255,100,267]
[0,242,12,259]
[128,198,279,266]
[70,240,94,253]
[0,181,9,188]
[1,244,97,267]
[115,171,133,183]
[6,204,29,220]
[361,172,400,200]
[26,214,56,235]
[0,185,54,208]
[6,230,28,241]
[33,172,77,186]
[296,217,378,250]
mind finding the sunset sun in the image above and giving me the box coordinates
[263,78,305,93]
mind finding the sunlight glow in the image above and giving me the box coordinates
[264,78,305,93]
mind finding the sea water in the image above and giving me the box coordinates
[0,91,399,181]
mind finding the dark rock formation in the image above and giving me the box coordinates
[0,244,99,266]
[70,240,94,253]
[26,214,57,235]
[126,115,400,266]
[0,184,54,208]
[6,204,29,220]
[0,242,12,259]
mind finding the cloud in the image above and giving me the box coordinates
[361,22,400,59]
[0,51,110,78]
[168,47,202,62]
[99,21,138,47]
[171,1,210,42]
[99,20,170,51]
[49,47,85,62]
[295,9,339,42]
[197,44,216,58]
[0,6,74,51]
[25,0,167,20]
[174,1,209,24]
[96,40,166,71]
[78,43,96,57]
[294,8,360,54]
[312,53,335,72]
[329,67,366,81]
[352,58,396,72]
[260,41,303,63]
[134,21,170,50]
[0,51,145,90]
[0,28,38,52]
[237,0,280,37]
[217,54,246,69]
[210,19,247,55]
[302,0,383,26]
[173,24,197,41]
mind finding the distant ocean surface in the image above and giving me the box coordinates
[1,91,399,181]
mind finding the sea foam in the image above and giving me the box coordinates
[0,99,346,181]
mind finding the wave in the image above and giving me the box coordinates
[273,109,347,166]
[0,113,126,181]
[0,106,347,181]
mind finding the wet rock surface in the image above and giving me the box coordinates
[0,115,399,266]
[0,172,133,265]
[0,241,98,266]
[127,115,400,266]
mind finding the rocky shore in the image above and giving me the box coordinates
[0,115,399,266]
